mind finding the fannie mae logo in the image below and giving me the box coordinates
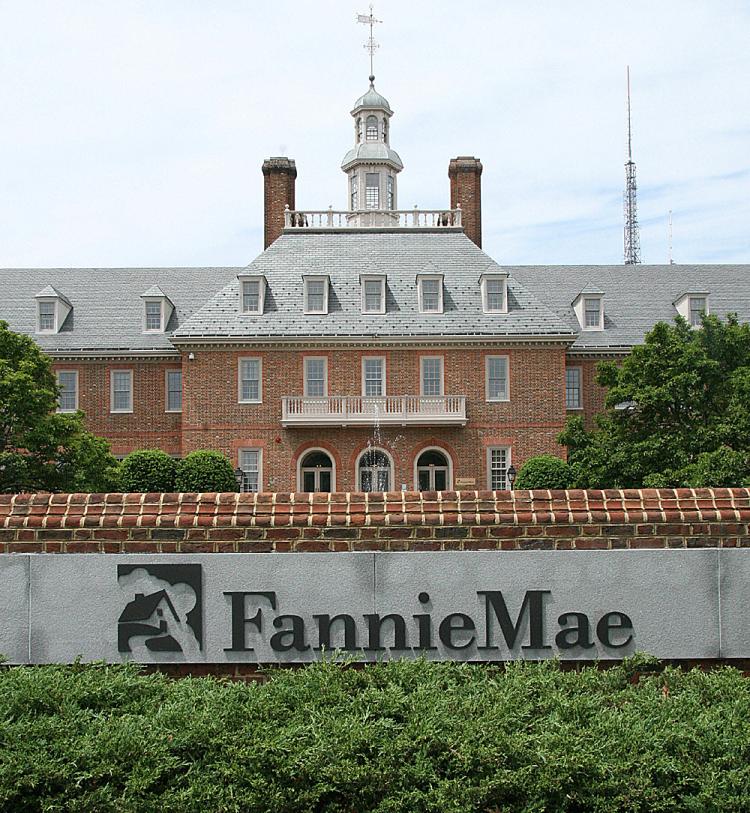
[118,564,202,656]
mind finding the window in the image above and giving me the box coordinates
[299,450,334,493]
[166,370,182,412]
[365,173,380,208]
[418,276,443,313]
[144,300,162,332]
[56,371,78,412]
[304,357,327,397]
[110,370,133,413]
[486,356,509,401]
[481,275,507,313]
[584,298,602,330]
[304,277,328,314]
[387,175,394,210]
[355,116,362,143]
[239,449,261,493]
[421,356,444,396]
[566,367,582,410]
[362,357,385,397]
[487,447,511,490]
[361,276,385,313]
[382,118,388,143]
[416,449,451,492]
[350,175,358,209]
[241,280,261,314]
[689,296,707,327]
[38,301,56,332]
[365,115,378,141]
[238,358,261,403]
[358,448,392,492]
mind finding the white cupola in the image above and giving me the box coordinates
[341,75,403,222]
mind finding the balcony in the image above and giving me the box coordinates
[283,207,462,231]
[281,395,467,427]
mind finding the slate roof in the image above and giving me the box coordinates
[0,267,241,353]
[172,231,576,341]
[509,264,750,351]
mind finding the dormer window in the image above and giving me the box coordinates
[35,286,72,334]
[361,275,386,314]
[572,289,604,331]
[140,286,174,334]
[238,274,267,315]
[303,276,329,315]
[417,274,444,314]
[480,272,509,313]
[366,115,378,141]
[673,291,709,328]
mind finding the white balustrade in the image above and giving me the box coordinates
[281,395,467,426]
[283,206,462,230]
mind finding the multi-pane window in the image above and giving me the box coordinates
[488,448,510,490]
[144,301,162,331]
[486,356,509,401]
[111,370,133,413]
[304,278,327,313]
[419,277,442,313]
[242,280,261,313]
[304,357,327,397]
[350,176,359,209]
[689,296,707,327]
[166,370,182,412]
[238,358,261,403]
[584,298,602,329]
[38,301,55,332]
[484,278,506,312]
[362,278,385,313]
[566,367,582,410]
[363,357,385,397]
[387,175,394,210]
[421,356,443,396]
[365,115,378,141]
[239,449,261,493]
[56,371,78,412]
[365,173,380,209]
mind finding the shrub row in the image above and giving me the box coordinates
[118,449,237,493]
[0,657,748,812]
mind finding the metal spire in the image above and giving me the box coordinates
[357,4,382,81]
[668,209,674,264]
[623,66,642,264]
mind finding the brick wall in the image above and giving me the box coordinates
[262,157,296,249]
[565,357,613,428]
[2,488,747,554]
[449,157,482,248]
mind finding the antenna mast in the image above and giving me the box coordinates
[668,209,674,264]
[357,4,382,81]
[623,66,642,265]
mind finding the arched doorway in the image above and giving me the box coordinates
[415,449,451,491]
[357,448,393,493]
[299,450,335,493]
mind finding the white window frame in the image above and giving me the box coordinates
[56,370,79,413]
[417,275,444,314]
[238,448,262,493]
[110,370,133,414]
[238,357,262,404]
[566,366,583,410]
[303,276,329,315]
[356,447,394,493]
[297,448,337,493]
[688,295,708,327]
[420,355,444,397]
[239,276,266,315]
[165,369,183,413]
[360,275,386,314]
[37,299,58,333]
[485,355,510,402]
[582,297,603,331]
[361,356,386,397]
[486,446,511,491]
[142,298,165,333]
[304,356,328,397]
[481,274,508,314]
[414,446,453,492]
[365,172,380,208]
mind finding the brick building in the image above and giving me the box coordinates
[2,79,748,493]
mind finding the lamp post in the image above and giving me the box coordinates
[507,465,517,491]
[234,467,244,491]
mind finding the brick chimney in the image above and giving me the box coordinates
[448,156,483,248]
[262,157,297,249]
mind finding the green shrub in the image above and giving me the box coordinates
[514,454,571,489]
[118,449,177,492]
[175,450,237,492]
[0,658,748,811]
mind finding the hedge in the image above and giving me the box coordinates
[0,657,748,811]
[514,454,572,490]
[118,450,177,492]
[175,450,238,492]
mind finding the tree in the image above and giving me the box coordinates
[176,450,238,492]
[118,450,177,492]
[514,455,572,490]
[0,321,119,493]
[560,314,750,488]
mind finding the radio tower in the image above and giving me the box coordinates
[623,66,642,264]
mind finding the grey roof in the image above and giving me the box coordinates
[35,284,71,305]
[141,284,169,299]
[0,267,242,353]
[351,83,392,114]
[173,231,575,341]
[509,264,750,351]
[341,142,403,171]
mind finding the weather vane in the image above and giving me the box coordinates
[357,4,382,80]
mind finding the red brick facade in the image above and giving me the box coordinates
[262,157,296,248]
[449,156,483,247]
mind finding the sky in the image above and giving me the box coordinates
[1,0,748,268]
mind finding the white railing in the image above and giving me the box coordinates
[281,395,467,426]
[283,206,462,230]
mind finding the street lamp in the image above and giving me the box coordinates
[234,467,244,491]
[507,465,517,490]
